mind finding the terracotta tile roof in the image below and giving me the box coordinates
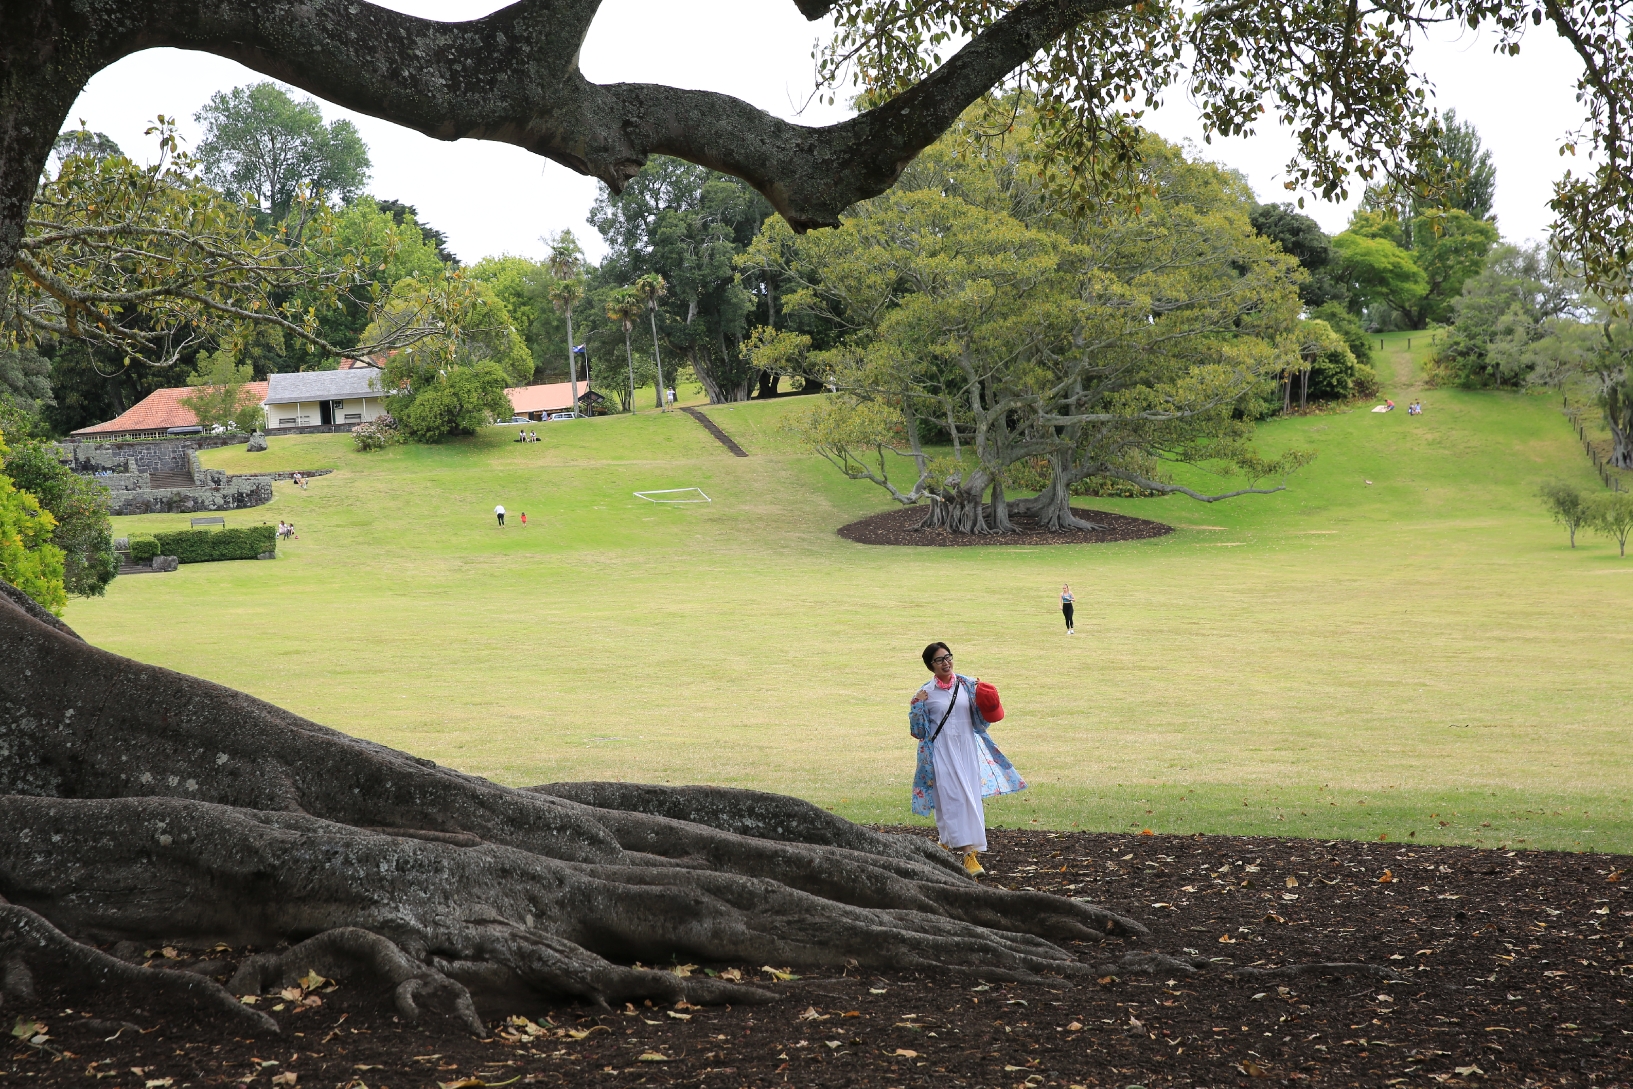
[505,381,600,415]
[71,382,269,437]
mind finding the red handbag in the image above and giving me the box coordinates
[974,680,1004,722]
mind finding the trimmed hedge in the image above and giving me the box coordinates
[153,525,275,564]
[128,534,160,562]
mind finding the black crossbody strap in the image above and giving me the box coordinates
[929,680,962,744]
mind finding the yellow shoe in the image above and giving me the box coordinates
[962,851,985,877]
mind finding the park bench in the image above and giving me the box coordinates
[190,516,226,529]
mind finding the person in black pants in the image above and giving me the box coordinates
[1060,583,1075,635]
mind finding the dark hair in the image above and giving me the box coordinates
[921,642,951,671]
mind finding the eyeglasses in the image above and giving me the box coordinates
[931,654,954,665]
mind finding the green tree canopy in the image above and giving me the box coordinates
[747,120,1311,534]
[364,273,531,441]
[0,429,66,613]
[179,351,265,434]
[1436,244,1581,387]
[195,83,371,223]
[1,437,116,597]
[591,158,771,403]
[1249,204,1347,308]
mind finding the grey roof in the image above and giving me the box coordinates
[263,368,383,404]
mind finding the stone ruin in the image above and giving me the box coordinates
[56,439,273,516]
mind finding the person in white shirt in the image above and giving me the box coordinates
[494,504,506,527]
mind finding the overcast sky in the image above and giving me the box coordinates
[64,1,1587,265]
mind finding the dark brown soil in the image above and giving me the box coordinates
[839,506,1173,546]
[9,829,1629,1089]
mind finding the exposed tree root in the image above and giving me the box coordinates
[530,782,963,876]
[231,929,487,1035]
[0,900,276,1034]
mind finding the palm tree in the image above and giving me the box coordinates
[606,288,644,415]
[546,232,586,417]
[633,273,668,410]
[548,279,585,418]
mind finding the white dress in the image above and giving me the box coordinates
[920,681,987,852]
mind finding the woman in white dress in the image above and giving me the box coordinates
[908,642,1027,876]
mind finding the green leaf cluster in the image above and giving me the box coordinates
[0,429,67,613]
[0,437,116,597]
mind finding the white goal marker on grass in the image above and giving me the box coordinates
[634,487,712,504]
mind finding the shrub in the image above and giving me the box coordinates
[1352,362,1381,399]
[152,525,275,563]
[1538,480,1590,548]
[128,534,160,562]
[390,362,511,442]
[352,412,401,452]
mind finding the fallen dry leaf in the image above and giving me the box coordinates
[299,970,327,991]
[1066,1021,1083,1031]
[270,1073,297,1086]
[11,1019,46,1040]
[1379,869,1395,884]
[717,968,743,982]
[761,965,799,981]
[637,1052,668,1062]
[1239,1059,1269,1077]
[892,1049,919,1059]
[1286,876,1299,888]
[278,986,303,1002]
[562,1026,609,1040]
[666,1011,691,1021]
[669,963,698,978]
[1455,1065,1485,1077]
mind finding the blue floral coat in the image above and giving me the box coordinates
[908,673,1027,817]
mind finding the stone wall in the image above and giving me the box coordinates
[58,438,278,516]
[105,476,274,516]
[58,441,192,475]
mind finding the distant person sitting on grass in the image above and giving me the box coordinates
[495,504,506,527]
[908,642,1026,877]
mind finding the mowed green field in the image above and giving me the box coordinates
[67,334,1632,855]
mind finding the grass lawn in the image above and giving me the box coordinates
[67,333,1632,855]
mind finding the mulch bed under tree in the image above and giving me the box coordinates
[10,829,1627,1089]
[839,506,1173,547]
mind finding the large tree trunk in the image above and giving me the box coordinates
[915,476,995,533]
[0,584,1149,1035]
[1606,379,1633,469]
[1007,456,1108,532]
